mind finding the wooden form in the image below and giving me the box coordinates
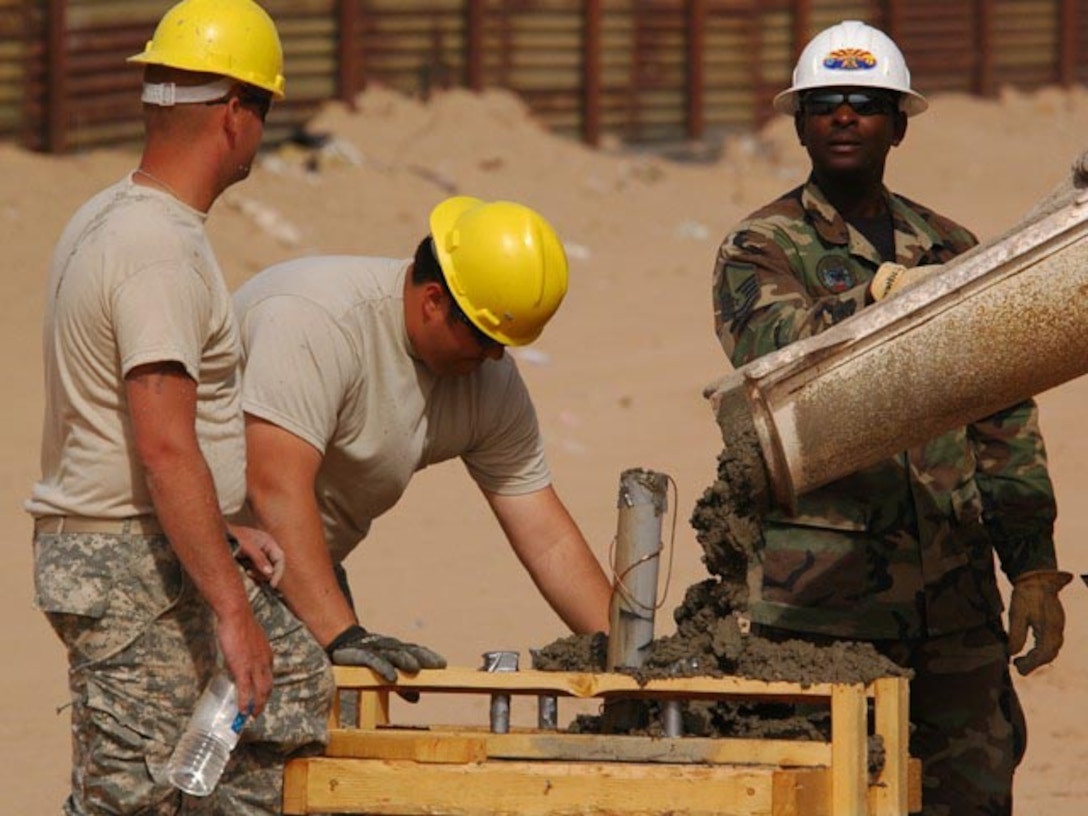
[283,666,920,816]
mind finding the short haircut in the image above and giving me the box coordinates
[412,236,445,286]
[412,236,463,329]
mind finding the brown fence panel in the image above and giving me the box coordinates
[991,0,1060,91]
[810,0,869,34]
[4,0,1088,154]
[703,0,793,133]
[341,0,467,101]
[0,0,30,141]
[478,1,583,136]
[21,0,336,153]
[880,1,980,96]
[1078,0,1088,85]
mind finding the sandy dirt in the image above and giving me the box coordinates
[3,83,1088,812]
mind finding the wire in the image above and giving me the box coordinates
[607,473,679,617]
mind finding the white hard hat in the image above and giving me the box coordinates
[773,20,927,117]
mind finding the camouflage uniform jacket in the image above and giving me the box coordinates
[712,178,1057,640]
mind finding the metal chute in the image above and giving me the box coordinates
[705,153,1088,513]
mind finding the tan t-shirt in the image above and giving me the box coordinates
[234,255,551,562]
[27,176,245,518]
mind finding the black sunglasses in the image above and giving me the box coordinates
[800,91,898,117]
[205,86,273,122]
[237,87,273,122]
[449,295,503,351]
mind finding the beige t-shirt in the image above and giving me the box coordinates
[234,255,551,562]
[27,176,245,518]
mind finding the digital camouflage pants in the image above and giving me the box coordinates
[755,621,1024,816]
[34,530,335,815]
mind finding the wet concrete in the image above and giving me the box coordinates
[532,442,907,762]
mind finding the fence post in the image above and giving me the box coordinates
[791,0,812,64]
[975,0,995,96]
[465,0,484,90]
[582,0,602,147]
[45,0,68,153]
[338,0,361,108]
[686,0,706,141]
[1059,0,1077,87]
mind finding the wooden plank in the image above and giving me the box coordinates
[485,729,830,767]
[359,688,390,729]
[326,725,832,767]
[281,758,309,815]
[773,767,827,816]
[285,756,780,816]
[284,756,921,816]
[872,676,909,816]
[830,683,867,816]
[907,758,922,813]
[327,729,488,764]
[332,665,850,700]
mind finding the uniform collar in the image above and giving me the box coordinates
[800,177,942,265]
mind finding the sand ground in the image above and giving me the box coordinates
[2,83,1087,811]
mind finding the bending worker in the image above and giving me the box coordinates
[234,196,613,680]
[711,20,1071,815]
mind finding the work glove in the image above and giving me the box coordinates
[1007,570,1073,676]
[868,262,943,302]
[325,624,446,683]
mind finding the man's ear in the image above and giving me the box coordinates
[420,281,447,321]
[219,95,245,144]
[892,112,908,146]
[794,112,806,145]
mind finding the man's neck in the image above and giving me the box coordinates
[811,171,887,221]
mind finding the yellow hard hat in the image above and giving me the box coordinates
[128,0,285,99]
[430,196,568,347]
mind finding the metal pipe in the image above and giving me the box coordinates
[603,468,668,735]
[705,157,1088,513]
[537,695,558,730]
[607,469,668,672]
[481,650,519,734]
[661,700,683,737]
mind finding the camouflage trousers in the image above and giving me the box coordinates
[34,530,335,815]
[754,621,1024,816]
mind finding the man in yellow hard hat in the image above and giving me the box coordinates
[27,1,331,812]
[234,196,613,680]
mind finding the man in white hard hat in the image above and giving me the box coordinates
[711,20,1069,815]
[27,1,332,812]
[233,195,613,682]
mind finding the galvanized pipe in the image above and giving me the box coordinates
[607,468,668,672]
[706,160,1088,513]
[602,468,668,734]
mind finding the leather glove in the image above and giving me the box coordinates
[1008,570,1073,676]
[325,624,446,683]
[868,262,943,302]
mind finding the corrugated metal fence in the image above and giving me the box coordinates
[4,0,1086,154]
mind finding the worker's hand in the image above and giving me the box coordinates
[228,525,286,589]
[325,624,447,683]
[1008,569,1074,675]
[868,262,943,301]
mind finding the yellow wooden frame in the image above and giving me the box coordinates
[283,667,919,815]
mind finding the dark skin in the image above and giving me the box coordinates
[794,86,907,222]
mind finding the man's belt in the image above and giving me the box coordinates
[33,515,164,536]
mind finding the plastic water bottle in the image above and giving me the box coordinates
[166,671,248,797]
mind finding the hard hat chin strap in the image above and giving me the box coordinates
[141,77,234,107]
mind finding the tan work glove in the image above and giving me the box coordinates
[868,262,943,302]
[1007,569,1073,675]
